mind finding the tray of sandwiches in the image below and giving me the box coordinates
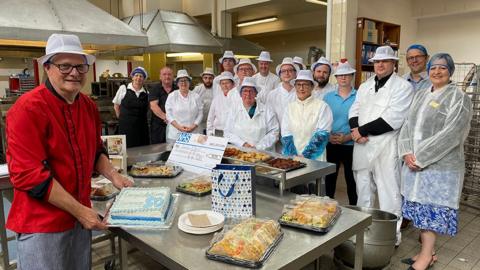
[223,147,272,163]
[176,175,212,197]
[129,161,183,178]
[206,218,283,268]
[278,195,341,233]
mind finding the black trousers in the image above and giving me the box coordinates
[150,119,167,145]
[325,143,357,205]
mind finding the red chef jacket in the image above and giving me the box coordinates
[6,80,105,233]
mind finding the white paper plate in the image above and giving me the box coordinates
[178,210,225,229]
[177,221,223,235]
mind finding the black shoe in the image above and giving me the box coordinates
[401,253,436,266]
[401,219,411,229]
[401,257,415,265]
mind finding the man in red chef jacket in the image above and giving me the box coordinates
[5,33,133,269]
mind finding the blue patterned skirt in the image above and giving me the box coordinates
[402,199,458,236]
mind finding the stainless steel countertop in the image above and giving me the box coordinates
[127,143,336,193]
[94,170,371,270]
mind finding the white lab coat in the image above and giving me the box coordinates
[312,83,336,100]
[398,83,472,209]
[206,91,231,136]
[254,72,280,104]
[193,84,214,132]
[265,83,297,131]
[349,72,413,240]
[227,86,242,108]
[281,96,333,161]
[224,102,279,151]
[165,90,203,141]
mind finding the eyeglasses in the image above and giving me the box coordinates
[295,83,312,88]
[241,89,256,94]
[238,67,253,72]
[281,69,295,73]
[49,63,89,74]
[406,55,426,62]
[177,79,189,83]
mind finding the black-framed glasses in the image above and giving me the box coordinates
[177,78,190,84]
[49,63,90,74]
[280,68,295,73]
[295,83,312,88]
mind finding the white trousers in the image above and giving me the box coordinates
[353,145,403,243]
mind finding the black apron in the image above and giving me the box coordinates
[118,89,149,148]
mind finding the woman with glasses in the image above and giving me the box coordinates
[165,69,203,141]
[281,70,332,162]
[224,77,278,151]
[398,53,472,270]
[112,67,149,148]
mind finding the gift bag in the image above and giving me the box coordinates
[211,164,255,218]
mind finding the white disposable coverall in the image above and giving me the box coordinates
[281,96,333,161]
[398,83,472,209]
[165,90,203,141]
[349,72,413,241]
[224,102,279,151]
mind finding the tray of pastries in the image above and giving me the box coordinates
[206,218,283,268]
[265,158,306,172]
[176,175,212,197]
[278,195,341,233]
[128,161,183,178]
[91,177,119,201]
[223,147,272,163]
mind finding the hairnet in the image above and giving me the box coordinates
[130,67,148,78]
[406,44,428,56]
[427,53,455,76]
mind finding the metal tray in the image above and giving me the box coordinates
[176,185,211,197]
[91,191,118,201]
[264,158,307,172]
[128,161,183,178]
[278,208,342,233]
[206,231,284,268]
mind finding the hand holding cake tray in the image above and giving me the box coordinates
[105,187,179,229]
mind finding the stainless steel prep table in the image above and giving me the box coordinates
[94,169,371,270]
[127,143,336,196]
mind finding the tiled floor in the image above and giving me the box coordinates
[89,167,480,270]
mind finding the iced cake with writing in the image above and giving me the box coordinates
[108,187,172,226]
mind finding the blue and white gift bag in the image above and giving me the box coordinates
[211,164,255,218]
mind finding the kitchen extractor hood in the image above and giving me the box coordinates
[215,37,264,56]
[0,0,147,48]
[96,9,264,57]
[119,9,223,55]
